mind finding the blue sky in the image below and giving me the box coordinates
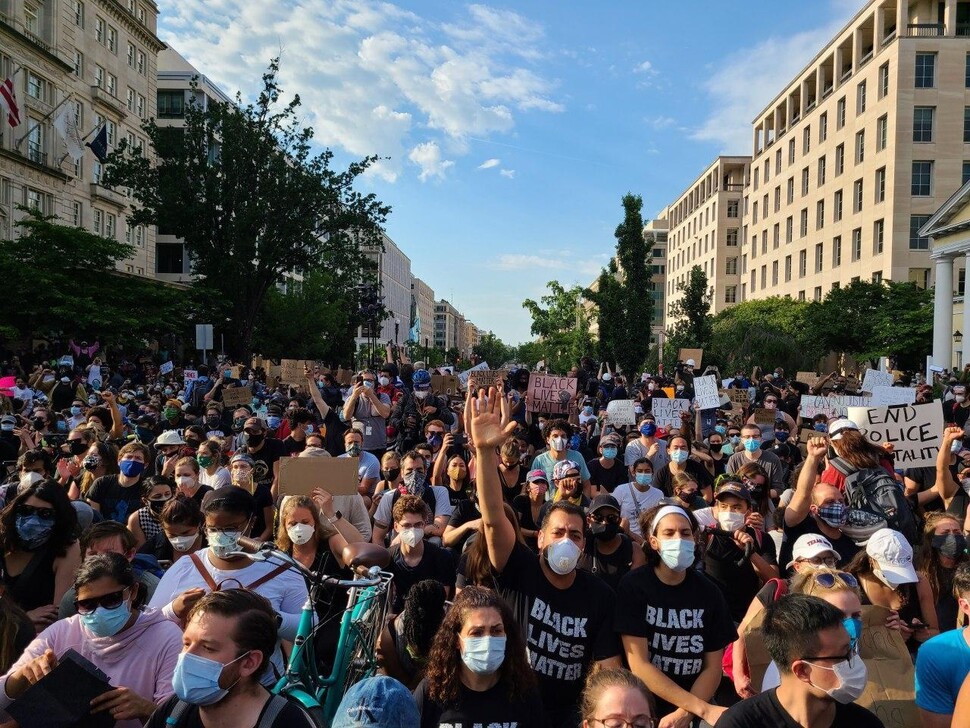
[157,0,863,345]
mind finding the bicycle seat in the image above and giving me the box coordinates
[342,542,391,572]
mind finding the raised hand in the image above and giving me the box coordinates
[467,386,516,450]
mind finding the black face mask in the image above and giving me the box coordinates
[382,467,401,482]
[932,533,968,559]
[245,432,264,447]
[69,440,88,456]
[589,521,619,541]
[32,417,45,430]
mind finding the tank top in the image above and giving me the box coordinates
[1,547,57,611]
[579,536,634,591]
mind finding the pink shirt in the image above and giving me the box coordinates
[0,608,182,728]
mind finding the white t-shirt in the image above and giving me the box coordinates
[148,548,308,680]
[199,466,231,489]
[612,482,664,537]
[372,485,453,529]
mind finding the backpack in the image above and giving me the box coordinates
[165,693,290,727]
[390,486,438,522]
[722,577,787,681]
[830,457,919,545]
[190,377,214,411]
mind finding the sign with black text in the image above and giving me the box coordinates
[846,401,943,468]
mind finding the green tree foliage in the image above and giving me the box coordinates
[473,332,513,368]
[0,208,185,345]
[585,195,652,375]
[808,280,932,369]
[666,265,714,354]
[104,60,389,360]
[522,281,593,373]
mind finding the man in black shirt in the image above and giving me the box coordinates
[387,494,454,613]
[586,433,628,495]
[717,594,883,728]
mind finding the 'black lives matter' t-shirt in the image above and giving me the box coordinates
[614,565,736,716]
[497,542,620,726]
[716,687,884,728]
[413,678,549,728]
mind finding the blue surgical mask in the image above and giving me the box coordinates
[80,599,131,638]
[658,538,695,571]
[729,435,741,445]
[743,438,761,452]
[640,423,657,437]
[460,635,506,674]
[119,459,145,478]
[70,406,82,416]
[715,425,727,436]
[670,449,689,464]
[602,446,618,460]
[635,473,653,487]
[15,514,55,550]
[266,416,281,429]
[172,651,248,706]
[814,423,828,432]
[842,615,862,651]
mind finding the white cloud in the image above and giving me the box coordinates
[156,0,563,181]
[492,253,604,277]
[478,158,501,169]
[500,169,516,178]
[633,60,655,74]
[647,115,677,130]
[692,3,859,152]
[409,141,454,181]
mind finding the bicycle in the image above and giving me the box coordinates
[236,537,394,726]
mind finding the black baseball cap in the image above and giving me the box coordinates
[201,486,256,517]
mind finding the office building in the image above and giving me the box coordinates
[434,299,463,352]
[643,212,669,341]
[410,276,435,350]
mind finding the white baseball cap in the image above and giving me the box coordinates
[786,533,840,570]
[828,418,859,441]
[686,358,696,367]
[866,528,917,586]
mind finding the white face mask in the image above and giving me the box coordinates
[414,390,429,400]
[806,655,868,704]
[550,436,568,451]
[286,523,315,546]
[168,533,197,552]
[544,538,581,575]
[717,510,746,533]
[956,395,966,403]
[399,526,424,548]
[378,376,390,387]
[177,475,195,488]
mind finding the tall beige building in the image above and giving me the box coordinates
[665,157,750,321]
[0,0,164,275]
[434,299,463,352]
[744,0,970,303]
[643,212,669,343]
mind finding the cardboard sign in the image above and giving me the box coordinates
[856,606,918,728]
[335,367,354,386]
[279,456,360,497]
[230,364,243,379]
[527,374,578,415]
[606,399,636,426]
[678,348,703,369]
[693,375,720,410]
[251,355,264,371]
[280,359,312,385]
[431,373,460,397]
[467,369,508,393]
[159,361,174,375]
[221,385,253,409]
[796,371,819,387]
[870,386,916,407]
[183,369,198,382]
[753,408,776,425]
[726,388,751,408]
[650,398,690,428]
[861,369,894,393]
[458,362,488,388]
[847,400,943,468]
[800,394,871,419]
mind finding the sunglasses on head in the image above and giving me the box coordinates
[74,587,129,615]
[18,504,55,520]
[812,571,858,589]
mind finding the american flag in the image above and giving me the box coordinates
[0,77,21,127]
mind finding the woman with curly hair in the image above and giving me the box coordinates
[916,511,969,632]
[413,585,546,727]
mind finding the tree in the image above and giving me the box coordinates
[0,208,186,346]
[585,195,652,375]
[522,280,593,373]
[104,60,390,360]
[667,265,714,353]
[473,332,512,368]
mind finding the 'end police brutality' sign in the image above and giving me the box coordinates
[846,401,943,468]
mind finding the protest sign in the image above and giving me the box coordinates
[726,388,751,408]
[431,374,460,397]
[796,371,819,387]
[847,400,943,468]
[650,398,690,429]
[266,363,281,382]
[335,367,354,386]
[606,399,636,426]
[251,355,264,371]
[861,369,894,393]
[280,359,311,385]
[678,348,703,369]
[800,394,871,419]
[467,369,508,392]
[693,375,720,410]
[183,369,198,382]
[279,457,359,497]
[457,362,488,388]
[230,365,243,379]
[221,385,252,409]
[527,374,577,415]
[159,361,174,375]
[856,606,917,728]
[870,386,916,407]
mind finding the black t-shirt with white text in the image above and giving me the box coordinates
[716,687,884,728]
[779,516,860,576]
[496,541,621,726]
[413,678,549,728]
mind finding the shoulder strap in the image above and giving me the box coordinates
[771,577,788,601]
[829,457,855,476]
[189,552,219,591]
[627,482,642,518]
[164,700,193,727]
[257,694,290,728]
[246,562,290,591]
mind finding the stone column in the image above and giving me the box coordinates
[933,253,954,368]
[963,251,970,368]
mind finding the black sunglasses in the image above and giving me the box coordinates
[75,587,129,615]
[18,504,55,520]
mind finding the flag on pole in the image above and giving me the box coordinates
[86,124,108,162]
[0,77,21,127]
[53,104,84,161]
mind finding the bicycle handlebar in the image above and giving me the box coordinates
[232,536,385,589]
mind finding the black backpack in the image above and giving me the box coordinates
[830,458,919,545]
[189,377,215,411]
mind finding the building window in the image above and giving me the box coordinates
[72,201,82,227]
[875,166,886,202]
[73,50,83,78]
[877,114,888,151]
[753,168,759,191]
[910,267,930,288]
[157,243,185,274]
[125,222,133,244]
[873,219,885,254]
[760,265,767,289]
[788,138,795,165]
[94,65,104,89]
[835,144,844,176]
[74,0,84,27]
[773,223,780,249]
[817,156,826,186]
[913,106,934,142]
[854,131,865,164]
[834,190,843,222]
[127,43,135,68]
[837,97,846,129]
[879,62,889,98]
[856,80,866,114]
[26,72,48,102]
[107,26,117,54]
[819,112,828,142]
[726,257,738,275]
[801,167,809,196]
[799,250,807,278]
[798,291,806,301]
[726,228,738,246]
[725,286,737,304]
[964,161,970,185]
[727,200,739,218]
[966,53,970,88]
[853,179,863,212]
[803,126,811,155]
[909,215,930,249]
[772,261,779,285]
[915,53,936,88]
[833,236,842,267]
[785,255,792,282]
[912,161,933,196]
[762,230,768,254]
[752,201,758,225]
[126,88,135,112]
[775,149,782,175]
[813,286,822,301]
[93,208,103,235]
[815,199,824,229]
[851,228,862,261]
[95,16,105,44]
[965,107,970,143]
[105,213,116,240]
[786,177,794,204]
[136,51,146,75]
[774,186,781,212]
[799,208,808,237]
[137,94,145,118]
[815,243,823,273]
[786,216,793,243]
[106,73,117,98]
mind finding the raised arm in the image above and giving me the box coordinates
[935,426,963,502]
[470,386,517,572]
[304,365,330,419]
[785,435,826,527]
[100,391,123,440]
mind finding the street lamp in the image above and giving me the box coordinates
[394,319,400,344]
[956,330,963,343]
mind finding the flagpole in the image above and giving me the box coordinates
[56,121,104,167]
[14,92,74,149]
